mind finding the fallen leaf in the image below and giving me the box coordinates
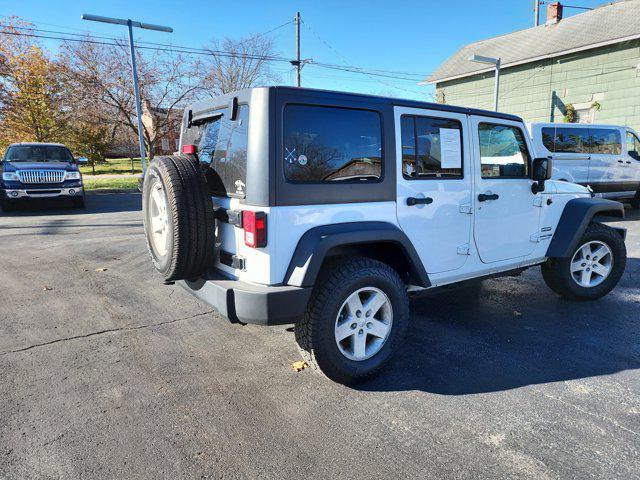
[291,361,309,372]
[513,310,522,317]
[95,268,107,272]
[42,286,52,291]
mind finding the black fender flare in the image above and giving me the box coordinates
[546,197,625,258]
[283,222,431,288]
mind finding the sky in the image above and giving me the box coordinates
[1,0,615,101]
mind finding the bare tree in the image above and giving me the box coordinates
[201,36,279,96]
[60,37,203,158]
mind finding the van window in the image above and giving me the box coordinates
[590,128,621,154]
[400,115,463,179]
[197,105,249,198]
[627,131,640,160]
[479,123,530,178]
[541,127,590,154]
[283,105,382,183]
[541,126,621,155]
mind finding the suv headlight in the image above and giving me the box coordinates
[65,171,81,180]
[2,172,20,181]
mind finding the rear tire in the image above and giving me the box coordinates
[294,257,410,384]
[541,222,626,301]
[142,155,215,282]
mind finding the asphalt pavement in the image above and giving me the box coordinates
[1,194,639,479]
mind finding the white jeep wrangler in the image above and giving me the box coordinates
[142,87,627,384]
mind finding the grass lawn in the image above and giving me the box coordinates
[84,177,140,190]
[80,158,143,175]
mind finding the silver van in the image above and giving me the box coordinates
[528,123,640,208]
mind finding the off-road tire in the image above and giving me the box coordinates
[294,257,410,384]
[142,155,215,282]
[541,222,626,301]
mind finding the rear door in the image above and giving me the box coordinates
[589,127,625,194]
[470,116,541,263]
[394,107,472,274]
[539,125,590,184]
[626,129,640,192]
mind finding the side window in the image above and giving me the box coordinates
[589,128,621,155]
[283,105,382,183]
[197,105,249,198]
[541,127,590,154]
[401,115,463,179]
[479,123,530,178]
[627,131,640,160]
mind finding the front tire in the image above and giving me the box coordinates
[294,257,410,384]
[541,222,626,301]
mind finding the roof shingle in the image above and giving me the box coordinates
[426,0,640,84]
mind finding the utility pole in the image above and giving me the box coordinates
[81,14,172,177]
[295,11,301,87]
[534,0,540,26]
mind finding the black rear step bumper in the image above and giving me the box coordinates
[179,271,312,325]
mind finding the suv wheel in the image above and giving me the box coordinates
[294,257,409,384]
[142,155,215,282]
[541,222,626,301]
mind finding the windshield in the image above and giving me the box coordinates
[4,145,73,163]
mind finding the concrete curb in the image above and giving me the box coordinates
[86,188,140,194]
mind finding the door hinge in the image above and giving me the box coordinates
[457,243,470,255]
[530,233,540,243]
[459,204,473,214]
[533,197,543,207]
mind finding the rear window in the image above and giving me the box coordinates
[4,145,73,162]
[196,105,249,198]
[541,127,621,155]
[283,105,382,183]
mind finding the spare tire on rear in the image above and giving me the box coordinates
[142,155,215,282]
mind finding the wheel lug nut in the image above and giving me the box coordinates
[350,323,357,329]
[356,310,362,318]
[366,322,372,329]
[358,329,363,335]
[581,263,586,267]
[365,310,371,317]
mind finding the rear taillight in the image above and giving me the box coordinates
[243,211,267,248]
[181,144,196,154]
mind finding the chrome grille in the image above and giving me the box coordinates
[17,170,65,184]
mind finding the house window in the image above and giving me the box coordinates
[161,138,169,151]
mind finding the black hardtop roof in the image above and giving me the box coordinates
[187,86,523,123]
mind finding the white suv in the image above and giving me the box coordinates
[528,122,640,208]
[142,87,628,383]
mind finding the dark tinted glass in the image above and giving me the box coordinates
[541,127,590,153]
[283,105,382,182]
[590,128,621,154]
[479,123,530,178]
[627,132,640,160]
[197,105,249,198]
[5,146,73,162]
[401,115,463,179]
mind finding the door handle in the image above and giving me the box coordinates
[478,193,499,202]
[406,196,433,206]
[626,161,632,164]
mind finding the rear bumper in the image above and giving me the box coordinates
[179,271,312,325]
[2,187,84,199]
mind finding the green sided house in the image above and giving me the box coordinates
[425,0,640,132]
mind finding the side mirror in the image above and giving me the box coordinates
[77,157,89,164]
[531,157,552,193]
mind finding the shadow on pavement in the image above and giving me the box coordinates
[358,260,640,395]
[0,192,141,217]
